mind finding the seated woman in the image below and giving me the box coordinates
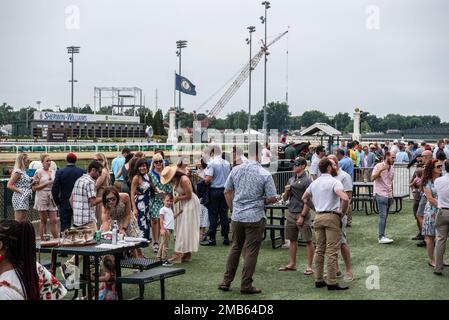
[100,186,143,257]
[0,220,67,300]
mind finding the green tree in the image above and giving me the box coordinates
[152,109,166,135]
[333,112,351,131]
[254,101,290,131]
[300,110,329,127]
[226,110,249,130]
[78,104,94,114]
[288,115,302,130]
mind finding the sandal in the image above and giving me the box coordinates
[278,265,297,271]
[303,268,314,275]
[152,242,159,253]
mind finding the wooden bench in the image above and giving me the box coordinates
[116,267,185,300]
[120,257,162,271]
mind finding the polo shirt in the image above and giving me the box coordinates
[205,155,231,188]
[287,171,312,213]
[306,174,344,212]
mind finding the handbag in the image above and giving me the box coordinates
[60,226,95,246]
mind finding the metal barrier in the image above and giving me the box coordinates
[0,179,40,220]
[271,171,295,195]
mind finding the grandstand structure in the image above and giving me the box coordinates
[360,124,449,142]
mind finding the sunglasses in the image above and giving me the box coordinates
[436,165,443,169]
[154,160,163,164]
[106,197,117,202]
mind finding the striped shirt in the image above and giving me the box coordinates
[225,160,277,223]
[72,174,97,226]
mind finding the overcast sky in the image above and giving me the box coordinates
[1,0,448,122]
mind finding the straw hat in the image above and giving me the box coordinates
[160,166,177,185]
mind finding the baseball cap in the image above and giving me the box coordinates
[66,152,77,162]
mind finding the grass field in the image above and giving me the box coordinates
[55,200,449,300]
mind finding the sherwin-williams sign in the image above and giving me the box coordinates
[34,111,139,123]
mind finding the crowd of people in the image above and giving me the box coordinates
[2,136,449,299]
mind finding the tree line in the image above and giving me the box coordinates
[1,102,444,135]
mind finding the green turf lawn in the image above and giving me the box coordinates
[57,200,449,300]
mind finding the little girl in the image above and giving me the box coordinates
[97,255,117,300]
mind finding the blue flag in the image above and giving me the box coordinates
[176,74,197,96]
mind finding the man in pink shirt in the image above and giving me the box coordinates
[371,151,396,244]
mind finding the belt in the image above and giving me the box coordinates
[441,208,449,210]
[317,211,340,215]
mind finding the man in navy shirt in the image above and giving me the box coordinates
[51,153,85,232]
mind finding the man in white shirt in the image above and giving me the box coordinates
[301,157,350,290]
[310,145,326,180]
[434,160,449,275]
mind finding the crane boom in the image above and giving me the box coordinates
[206,30,289,120]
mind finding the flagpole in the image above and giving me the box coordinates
[174,71,177,110]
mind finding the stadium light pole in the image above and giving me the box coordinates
[176,40,187,130]
[67,46,80,113]
[246,26,256,137]
[260,1,270,134]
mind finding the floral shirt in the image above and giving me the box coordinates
[0,262,67,300]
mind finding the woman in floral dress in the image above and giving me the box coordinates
[130,158,154,240]
[421,159,444,267]
[149,153,172,253]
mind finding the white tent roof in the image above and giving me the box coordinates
[246,129,264,135]
[300,122,342,136]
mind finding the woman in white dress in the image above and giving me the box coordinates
[32,154,59,239]
[161,166,200,263]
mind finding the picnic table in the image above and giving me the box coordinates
[37,239,149,300]
[264,202,310,248]
[352,181,409,214]
[264,203,287,249]
[352,181,374,214]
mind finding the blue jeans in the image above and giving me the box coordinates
[376,195,391,239]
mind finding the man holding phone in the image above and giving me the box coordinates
[371,151,396,244]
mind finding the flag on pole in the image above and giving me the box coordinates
[175,73,197,96]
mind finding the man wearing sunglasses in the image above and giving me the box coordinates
[278,157,314,275]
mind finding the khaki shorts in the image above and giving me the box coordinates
[285,211,313,242]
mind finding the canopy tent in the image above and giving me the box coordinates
[300,122,342,153]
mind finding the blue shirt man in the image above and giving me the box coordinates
[339,156,354,180]
[395,151,409,163]
[111,147,131,182]
[201,145,232,246]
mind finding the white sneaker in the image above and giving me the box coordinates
[378,236,394,244]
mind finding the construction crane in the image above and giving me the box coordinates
[197,29,289,128]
